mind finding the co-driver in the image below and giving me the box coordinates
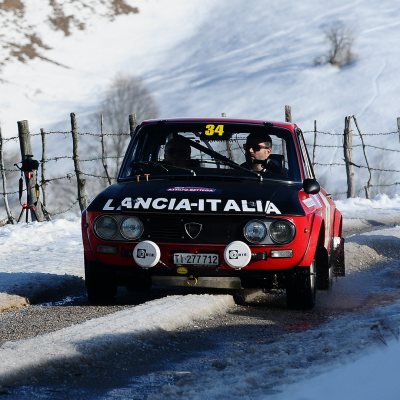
[241,132,282,174]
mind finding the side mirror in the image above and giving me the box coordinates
[303,179,320,194]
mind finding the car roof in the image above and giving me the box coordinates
[138,117,297,131]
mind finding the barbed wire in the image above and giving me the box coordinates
[304,130,343,136]
[39,154,124,164]
[315,161,400,173]
[314,162,346,167]
[304,130,398,136]
[1,187,26,195]
[49,199,80,216]
[333,182,400,196]
[1,130,131,143]
[0,167,20,172]
[2,127,400,219]
[41,173,76,184]
[80,171,117,179]
[306,142,400,153]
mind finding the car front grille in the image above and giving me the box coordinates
[141,216,245,244]
[150,226,183,240]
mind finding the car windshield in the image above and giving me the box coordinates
[119,122,302,182]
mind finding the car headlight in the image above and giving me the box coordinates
[94,216,118,240]
[120,217,143,240]
[269,220,295,244]
[244,220,267,243]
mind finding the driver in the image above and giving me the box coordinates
[241,132,282,174]
[164,137,191,168]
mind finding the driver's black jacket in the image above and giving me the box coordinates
[240,157,282,174]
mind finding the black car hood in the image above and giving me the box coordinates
[87,179,305,216]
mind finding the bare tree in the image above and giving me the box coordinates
[99,72,159,173]
[315,22,356,68]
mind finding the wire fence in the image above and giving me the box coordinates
[1,114,400,223]
[0,115,133,223]
[304,115,400,197]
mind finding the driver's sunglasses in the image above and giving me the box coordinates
[165,148,188,156]
[243,144,267,152]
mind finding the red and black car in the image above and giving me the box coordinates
[81,118,345,309]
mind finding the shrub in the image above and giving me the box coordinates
[315,22,356,68]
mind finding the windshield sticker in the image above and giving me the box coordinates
[302,198,316,208]
[109,197,282,214]
[167,187,217,193]
[204,124,224,136]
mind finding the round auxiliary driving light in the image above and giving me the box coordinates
[224,241,252,269]
[244,220,267,243]
[269,220,295,244]
[94,215,118,240]
[120,217,143,240]
[133,241,161,268]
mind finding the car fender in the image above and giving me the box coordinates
[81,210,97,262]
[333,208,343,238]
[298,213,324,267]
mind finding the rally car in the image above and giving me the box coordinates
[81,118,345,309]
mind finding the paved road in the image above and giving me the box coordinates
[1,221,399,398]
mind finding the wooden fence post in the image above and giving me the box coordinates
[282,106,291,160]
[353,116,372,199]
[70,113,88,212]
[100,114,112,186]
[285,105,292,123]
[221,113,235,162]
[17,120,44,222]
[343,116,355,198]
[397,117,400,144]
[312,120,318,169]
[0,116,14,223]
[129,114,137,136]
[40,128,49,209]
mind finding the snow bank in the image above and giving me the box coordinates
[148,299,400,400]
[0,294,235,385]
[336,194,400,232]
[336,194,400,214]
[273,338,400,400]
[0,218,83,312]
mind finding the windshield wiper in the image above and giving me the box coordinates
[176,136,262,181]
[200,159,263,181]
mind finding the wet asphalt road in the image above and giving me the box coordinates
[0,287,342,399]
[0,221,399,398]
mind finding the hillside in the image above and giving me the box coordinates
[1,0,400,203]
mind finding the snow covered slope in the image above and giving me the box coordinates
[1,0,399,134]
[1,0,400,200]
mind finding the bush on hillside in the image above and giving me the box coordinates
[315,22,356,68]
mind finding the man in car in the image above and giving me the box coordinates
[242,132,282,174]
[164,136,191,168]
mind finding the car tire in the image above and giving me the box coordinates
[316,246,332,290]
[286,259,316,310]
[333,238,345,277]
[85,258,117,304]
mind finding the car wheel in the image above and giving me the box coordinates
[85,258,117,304]
[286,259,317,310]
[316,246,332,290]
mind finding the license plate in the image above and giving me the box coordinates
[173,253,219,266]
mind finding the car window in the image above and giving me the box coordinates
[119,122,302,182]
[296,128,315,179]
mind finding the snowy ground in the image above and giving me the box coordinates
[1,0,400,202]
[1,195,400,398]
